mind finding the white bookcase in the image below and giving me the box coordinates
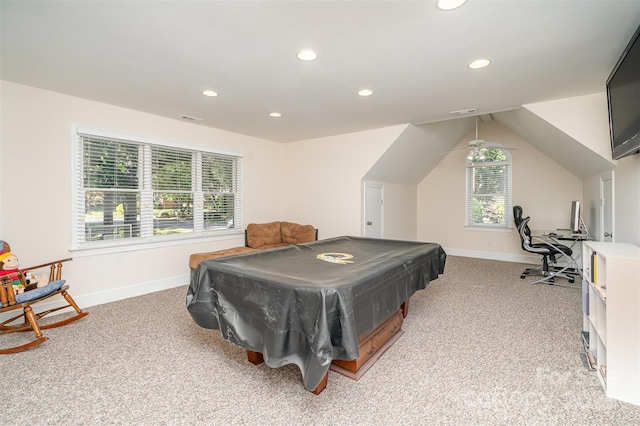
[581,241,640,406]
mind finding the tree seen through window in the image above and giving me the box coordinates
[466,147,511,227]
[77,132,242,246]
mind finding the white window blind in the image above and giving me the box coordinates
[465,147,512,228]
[73,128,242,249]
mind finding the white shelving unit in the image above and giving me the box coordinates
[582,241,640,406]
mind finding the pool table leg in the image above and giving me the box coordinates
[247,350,264,365]
[401,298,410,318]
[311,370,329,395]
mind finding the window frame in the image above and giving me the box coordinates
[71,125,243,254]
[465,145,512,230]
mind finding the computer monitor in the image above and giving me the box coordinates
[570,200,581,233]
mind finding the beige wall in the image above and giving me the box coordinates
[583,172,606,241]
[581,161,640,247]
[380,183,417,241]
[1,81,285,302]
[614,154,640,245]
[280,126,403,239]
[2,80,637,310]
[529,92,640,246]
[417,119,583,261]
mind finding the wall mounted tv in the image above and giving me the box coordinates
[606,23,640,160]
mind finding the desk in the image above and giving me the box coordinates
[531,230,589,284]
[535,230,590,242]
[532,230,590,277]
[186,236,446,393]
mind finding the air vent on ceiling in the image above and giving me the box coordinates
[450,108,477,115]
[180,115,203,121]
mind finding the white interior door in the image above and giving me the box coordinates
[601,172,614,242]
[364,182,383,238]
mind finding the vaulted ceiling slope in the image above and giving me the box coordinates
[493,109,614,179]
[363,117,477,184]
[1,1,640,143]
[364,109,615,185]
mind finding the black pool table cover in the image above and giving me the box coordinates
[186,236,446,391]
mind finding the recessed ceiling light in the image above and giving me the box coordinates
[358,89,373,97]
[202,90,218,97]
[297,49,318,61]
[468,59,491,69]
[436,0,467,11]
[269,112,282,118]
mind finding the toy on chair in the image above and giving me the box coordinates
[0,251,49,295]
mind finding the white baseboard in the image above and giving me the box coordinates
[76,274,189,309]
[0,274,189,323]
[443,247,539,265]
[1,250,538,324]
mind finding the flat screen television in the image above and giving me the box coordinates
[606,23,640,160]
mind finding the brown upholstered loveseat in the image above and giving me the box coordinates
[189,221,317,271]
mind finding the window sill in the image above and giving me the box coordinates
[69,230,244,258]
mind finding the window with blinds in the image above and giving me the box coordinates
[73,128,242,248]
[465,147,512,228]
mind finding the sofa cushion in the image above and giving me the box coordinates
[246,221,282,248]
[281,221,316,244]
[256,243,289,250]
[16,279,65,304]
[189,247,256,269]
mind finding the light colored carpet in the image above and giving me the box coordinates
[3,256,640,425]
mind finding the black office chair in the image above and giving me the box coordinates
[513,205,577,284]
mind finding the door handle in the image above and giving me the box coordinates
[604,232,612,238]
[366,221,373,226]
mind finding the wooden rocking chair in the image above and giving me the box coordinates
[0,241,88,354]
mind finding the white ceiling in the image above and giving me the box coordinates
[1,1,640,143]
